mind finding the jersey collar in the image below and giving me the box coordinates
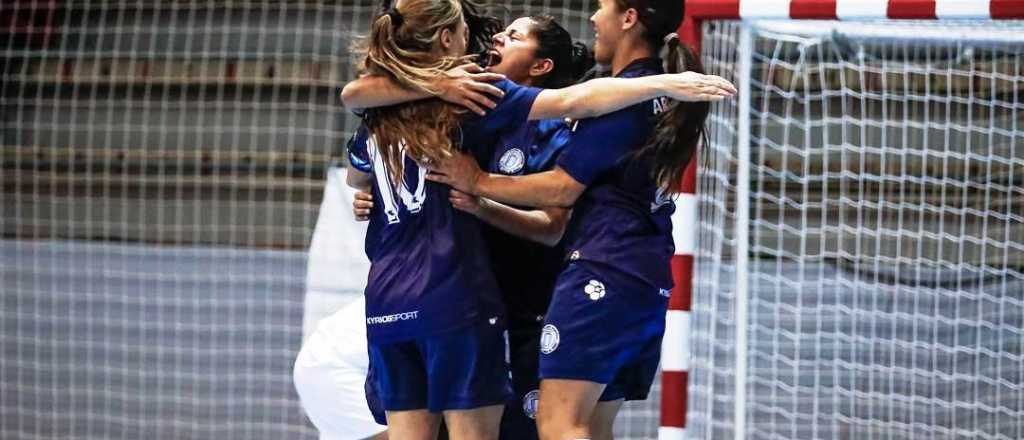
[614,57,664,78]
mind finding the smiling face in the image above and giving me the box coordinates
[486,17,543,83]
[590,0,625,66]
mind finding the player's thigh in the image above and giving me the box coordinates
[589,399,623,440]
[385,409,441,440]
[421,321,511,413]
[536,378,605,440]
[442,404,504,440]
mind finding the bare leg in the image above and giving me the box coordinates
[364,432,389,440]
[589,399,622,440]
[536,379,605,440]
[442,404,504,440]
[385,409,442,440]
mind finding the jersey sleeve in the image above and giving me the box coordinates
[346,125,372,173]
[466,79,542,141]
[556,104,652,186]
[526,119,572,173]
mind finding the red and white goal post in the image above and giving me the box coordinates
[663,1,1024,440]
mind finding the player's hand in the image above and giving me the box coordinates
[448,189,484,216]
[659,72,736,102]
[437,63,506,116]
[353,190,373,221]
[424,151,483,195]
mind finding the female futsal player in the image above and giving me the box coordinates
[292,2,499,439]
[351,15,594,439]
[344,0,732,438]
[422,1,723,439]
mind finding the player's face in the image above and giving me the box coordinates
[486,17,541,83]
[590,0,623,66]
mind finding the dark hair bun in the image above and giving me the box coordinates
[570,41,596,81]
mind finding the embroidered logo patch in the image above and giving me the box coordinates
[522,390,540,419]
[584,279,606,301]
[540,324,560,354]
[498,148,525,174]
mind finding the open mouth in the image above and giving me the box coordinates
[487,49,503,67]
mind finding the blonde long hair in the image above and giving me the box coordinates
[361,0,473,186]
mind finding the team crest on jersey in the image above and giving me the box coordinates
[522,390,540,419]
[498,148,526,174]
[540,324,560,354]
[584,279,606,301]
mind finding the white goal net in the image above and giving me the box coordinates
[689,19,1024,440]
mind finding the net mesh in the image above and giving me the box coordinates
[690,19,1024,440]
[0,1,660,438]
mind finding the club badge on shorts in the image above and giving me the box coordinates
[540,324,560,354]
[522,389,540,419]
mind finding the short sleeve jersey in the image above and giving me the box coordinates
[347,79,542,343]
[555,58,677,291]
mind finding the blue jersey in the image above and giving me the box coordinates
[348,79,542,343]
[556,58,676,291]
[484,119,572,327]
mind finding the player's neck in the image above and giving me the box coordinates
[610,40,654,77]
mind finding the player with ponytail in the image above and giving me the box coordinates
[422,1,728,439]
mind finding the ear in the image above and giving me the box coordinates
[621,7,640,31]
[529,58,555,79]
[439,27,453,51]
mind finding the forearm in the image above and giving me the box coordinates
[530,76,665,120]
[346,168,372,190]
[340,75,432,111]
[474,201,568,247]
[474,171,581,208]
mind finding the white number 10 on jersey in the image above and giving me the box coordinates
[367,138,427,224]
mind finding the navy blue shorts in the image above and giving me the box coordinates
[364,359,387,425]
[500,323,543,440]
[368,320,512,412]
[539,262,668,402]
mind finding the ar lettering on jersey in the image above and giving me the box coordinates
[366,136,427,224]
[652,97,669,115]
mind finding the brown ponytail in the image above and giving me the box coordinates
[612,0,708,194]
[359,0,473,187]
[638,35,710,193]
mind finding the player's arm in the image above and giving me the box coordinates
[346,168,372,190]
[527,72,735,121]
[352,190,373,222]
[449,190,570,246]
[428,153,584,208]
[340,64,506,115]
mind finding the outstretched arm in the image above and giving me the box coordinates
[527,71,735,121]
[449,190,570,247]
[340,64,507,115]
